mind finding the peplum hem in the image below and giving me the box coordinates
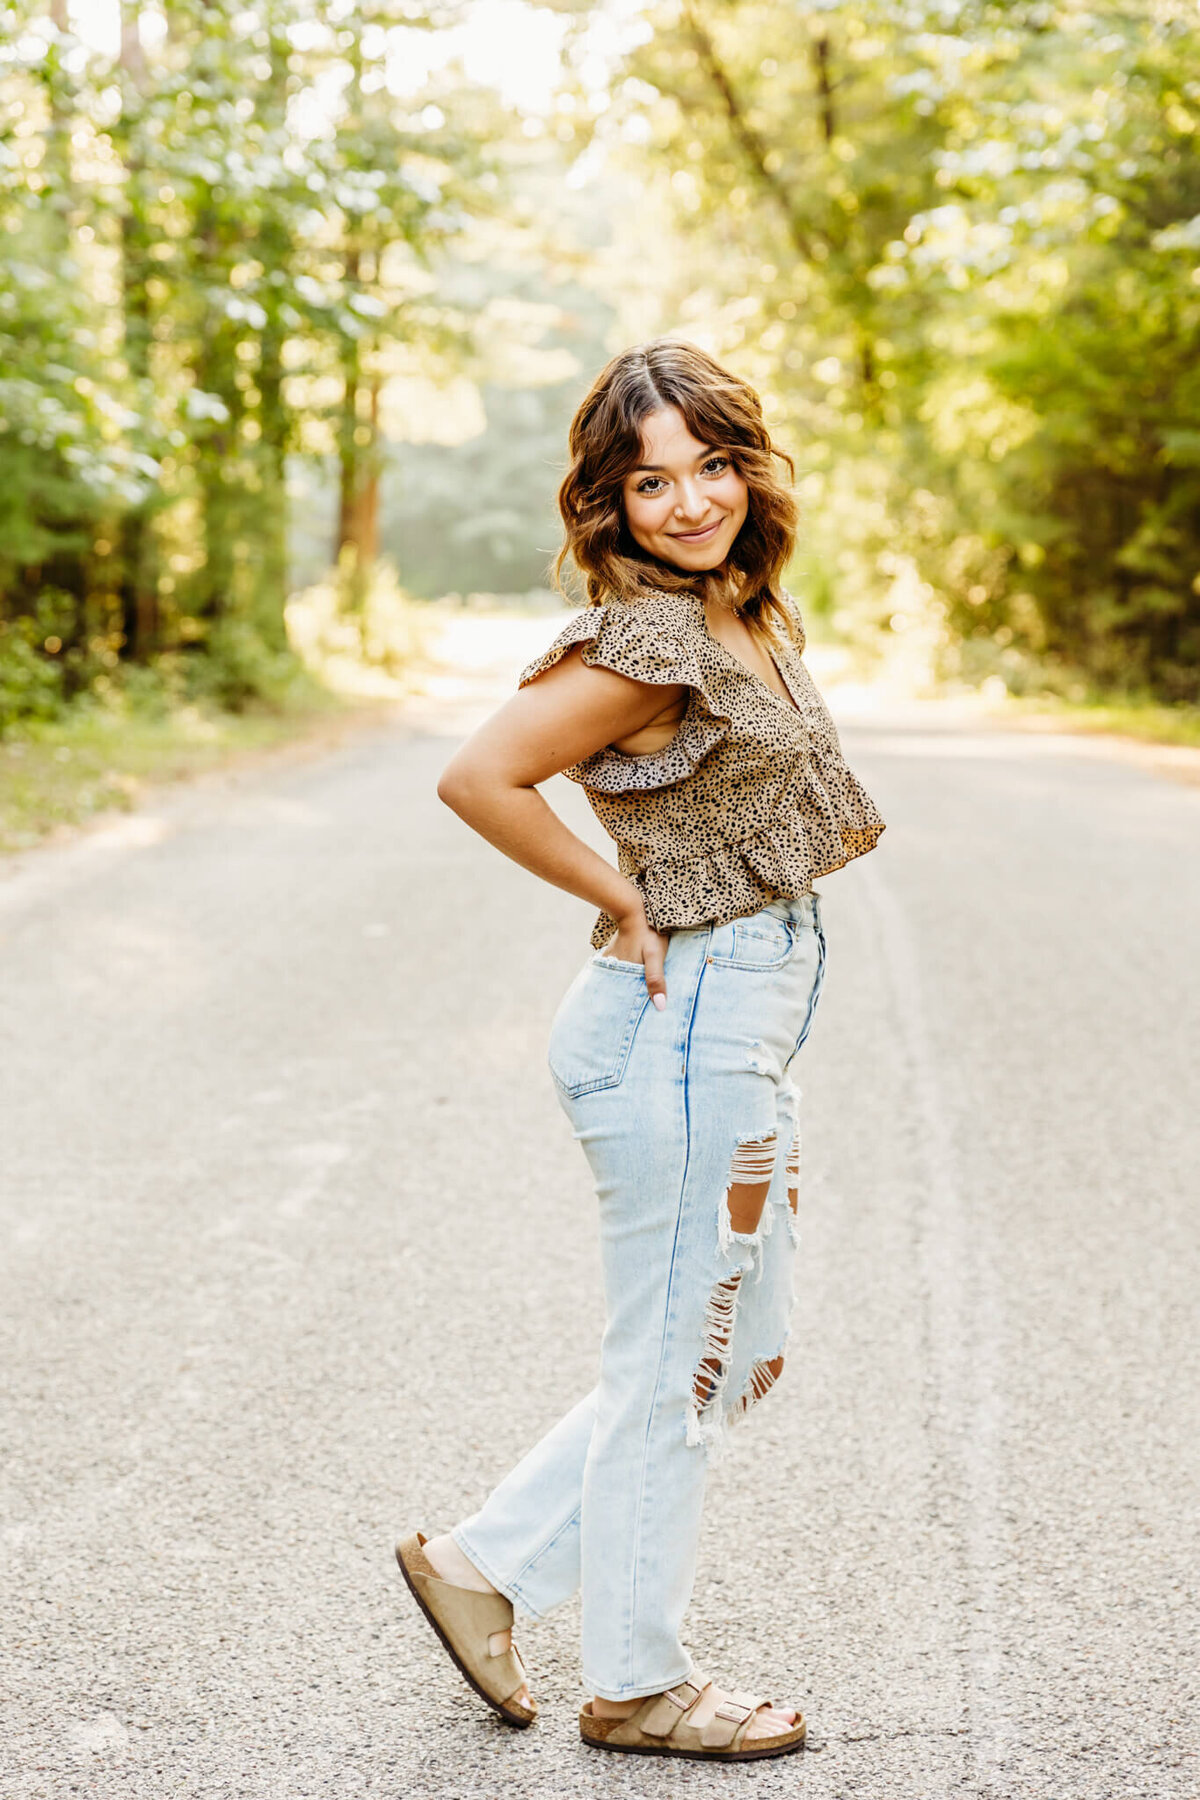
[588,798,885,951]
[517,599,730,793]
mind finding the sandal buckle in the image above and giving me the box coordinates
[666,1680,701,1709]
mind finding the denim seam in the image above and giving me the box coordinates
[508,1501,582,1605]
[622,925,711,1693]
[789,916,827,1062]
[453,1498,583,1624]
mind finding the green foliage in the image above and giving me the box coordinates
[285,556,433,691]
[6,0,1198,738]
[0,0,489,734]
[0,608,66,726]
[175,618,312,713]
[0,675,350,853]
[600,0,1200,701]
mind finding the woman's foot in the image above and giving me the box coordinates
[592,1681,799,1743]
[422,1533,533,1710]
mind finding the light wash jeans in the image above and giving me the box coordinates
[453,892,827,1701]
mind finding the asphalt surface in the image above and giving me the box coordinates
[3,620,1199,1799]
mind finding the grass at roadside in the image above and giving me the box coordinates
[997,692,1200,750]
[809,629,1200,752]
[0,687,371,854]
[0,565,444,854]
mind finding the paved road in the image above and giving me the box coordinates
[3,622,1199,1799]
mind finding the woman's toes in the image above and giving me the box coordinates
[746,1703,799,1739]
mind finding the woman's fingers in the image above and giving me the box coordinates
[642,934,668,1009]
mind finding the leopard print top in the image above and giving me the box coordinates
[517,586,886,950]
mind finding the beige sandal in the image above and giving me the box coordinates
[579,1668,806,1761]
[395,1531,537,1728]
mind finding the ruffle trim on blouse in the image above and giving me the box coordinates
[588,766,885,949]
[517,600,730,793]
[778,586,807,656]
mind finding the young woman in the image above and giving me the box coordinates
[396,338,886,1763]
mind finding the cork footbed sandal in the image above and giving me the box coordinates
[395,1532,537,1728]
[579,1669,806,1761]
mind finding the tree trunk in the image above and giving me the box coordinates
[250,12,295,651]
[812,34,836,145]
[116,0,158,659]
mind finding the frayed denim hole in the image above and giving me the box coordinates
[689,1130,780,1447]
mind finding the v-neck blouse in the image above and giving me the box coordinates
[517,585,886,951]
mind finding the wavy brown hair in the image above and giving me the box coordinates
[553,338,800,644]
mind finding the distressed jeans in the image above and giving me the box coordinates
[453,892,827,1701]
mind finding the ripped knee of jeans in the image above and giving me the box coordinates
[731,1351,785,1419]
[688,1131,781,1448]
[717,1129,777,1249]
[690,1269,743,1415]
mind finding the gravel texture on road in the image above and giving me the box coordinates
[3,625,1199,1798]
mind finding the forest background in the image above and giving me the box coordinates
[3,0,1200,836]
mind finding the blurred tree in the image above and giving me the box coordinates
[0,0,490,727]
[382,122,619,598]
[919,9,1200,699]
[324,6,480,598]
[6,0,1197,725]
[594,0,1200,700]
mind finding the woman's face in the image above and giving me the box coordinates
[621,406,749,573]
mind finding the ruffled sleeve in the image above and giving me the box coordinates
[517,597,729,792]
[777,586,807,655]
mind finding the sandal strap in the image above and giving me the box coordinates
[637,1676,772,1751]
[700,1689,767,1750]
[454,1585,514,1638]
[638,1674,711,1739]
[413,1567,514,1638]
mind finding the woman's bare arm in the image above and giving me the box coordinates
[436,645,683,1004]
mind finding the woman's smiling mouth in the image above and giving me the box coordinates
[669,519,723,542]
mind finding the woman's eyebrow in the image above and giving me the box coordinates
[633,443,716,473]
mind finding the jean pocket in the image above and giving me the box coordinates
[547,959,651,1098]
[711,913,795,971]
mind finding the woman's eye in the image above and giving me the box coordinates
[635,458,727,495]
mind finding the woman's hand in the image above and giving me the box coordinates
[603,898,670,1010]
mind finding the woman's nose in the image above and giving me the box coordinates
[674,479,708,520]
